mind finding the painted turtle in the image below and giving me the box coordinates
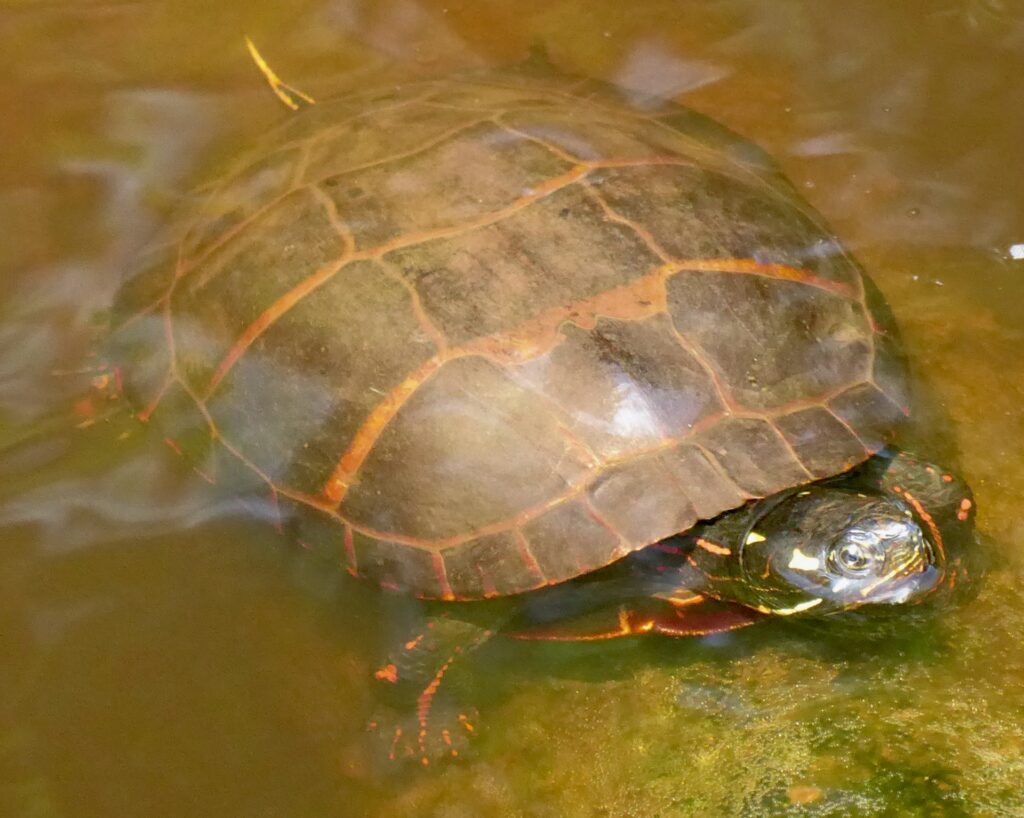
[110,68,975,764]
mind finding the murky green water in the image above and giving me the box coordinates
[2,2,1023,816]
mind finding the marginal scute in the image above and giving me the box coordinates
[566,77,675,113]
[342,356,593,540]
[666,443,749,518]
[870,328,911,415]
[282,500,347,565]
[441,531,546,598]
[110,238,180,325]
[501,107,685,162]
[775,406,869,478]
[146,383,217,466]
[829,383,906,452]
[107,311,170,410]
[857,273,910,415]
[654,108,785,180]
[144,384,267,494]
[695,416,811,496]
[520,498,623,584]
[666,269,872,411]
[429,81,564,111]
[587,453,698,546]
[350,528,446,598]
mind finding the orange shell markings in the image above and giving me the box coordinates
[110,71,910,600]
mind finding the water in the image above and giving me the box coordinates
[2,2,1023,815]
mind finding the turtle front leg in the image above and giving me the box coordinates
[368,613,499,766]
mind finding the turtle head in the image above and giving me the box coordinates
[730,453,975,617]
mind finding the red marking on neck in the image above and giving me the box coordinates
[956,497,973,522]
[899,488,946,563]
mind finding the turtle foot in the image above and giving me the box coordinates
[367,702,480,767]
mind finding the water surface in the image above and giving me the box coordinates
[2,2,1023,816]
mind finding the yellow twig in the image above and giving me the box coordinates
[245,36,316,111]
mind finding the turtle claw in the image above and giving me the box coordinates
[367,703,480,767]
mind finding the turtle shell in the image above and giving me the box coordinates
[111,71,910,601]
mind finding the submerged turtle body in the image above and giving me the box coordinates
[112,71,910,600]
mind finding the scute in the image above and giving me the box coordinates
[388,183,661,345]
[172,187,348,391]
[665,270,871,411]
[774,406,869,478]
[342,355,593,541]
[694,416,812,496]
[112,70,909,599]
[592,164,860,289]
[442,531,547,599]
[519,498,624,585]
[514,315,725,459]
[315,120,572,248]
[586,451,700,545]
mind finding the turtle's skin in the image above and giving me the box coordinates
[110,69,976,765]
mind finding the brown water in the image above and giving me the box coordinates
[2,2,1023,816]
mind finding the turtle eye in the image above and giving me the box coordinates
[829,538,879,576]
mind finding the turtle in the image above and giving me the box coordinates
[108,66,976,766]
